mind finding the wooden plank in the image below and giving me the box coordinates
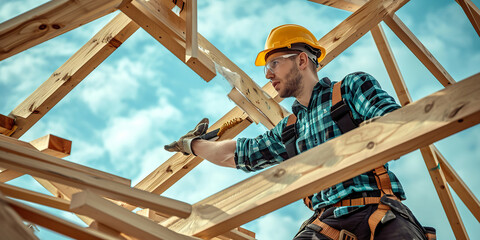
[136,208,168,223]
[29,134,71,158]
[6,197,120,240]
[0,142,192,218]
[185,0,198,62]
[0,114,15,136]
[0,135,131,185]
[0,169,24,183]
[133,82,284,202]
[70,190,197,240]
[420,146,468,239]
[316,0,409,69]
[9,12,139,138]
[383,15,456,87]
[0,182,70,211]
[308,0,367,12]
[434,146,480,222]
[120,0,216,81]
[228,88,275,129]
[0,191,38,240]
[456,0,480,37]
[371,24,412,106]
[0,0,126,61]
[167,73,480,238]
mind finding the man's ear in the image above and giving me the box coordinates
[298,52,309,70]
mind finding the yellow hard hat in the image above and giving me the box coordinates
[255,24,326,66]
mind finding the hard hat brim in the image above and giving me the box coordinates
[255,44,327,67]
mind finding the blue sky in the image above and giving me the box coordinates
[1,0,479,239]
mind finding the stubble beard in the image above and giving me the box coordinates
[279,65,303,98]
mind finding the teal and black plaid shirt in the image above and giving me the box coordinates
[235,72,406,217]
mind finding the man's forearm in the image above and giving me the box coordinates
[191,139,237,168]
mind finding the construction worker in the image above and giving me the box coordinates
[165,24,435,240]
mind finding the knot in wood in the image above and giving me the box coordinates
[366,141,375,149]
[38,24,47,30]
[52,24,61,29]
[273,168,286,178]
[448,103,466,118]
[424,102,434,113]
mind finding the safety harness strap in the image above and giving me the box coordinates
[282,114,298,159]
[367,200,391,240]
[331,81,359,134]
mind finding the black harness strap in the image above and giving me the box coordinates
[330,81,359,134]
[281,114,297,159]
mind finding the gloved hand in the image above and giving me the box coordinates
[164,118,209,155]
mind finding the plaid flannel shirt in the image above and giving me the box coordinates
[235,72,406,217]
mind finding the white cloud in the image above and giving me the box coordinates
[183,83,235,118]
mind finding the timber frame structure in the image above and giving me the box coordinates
[0,0,479,239]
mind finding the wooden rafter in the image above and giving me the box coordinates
[9,12,139,138]
[0,192,38,240]
[456,0,480,37]
[371,25,471,239]
[0,139,192,218]
[316,0,410,69]
[0,0,128,61]
[167,73,480,238]
[70,190,197,240]
[120,0,216,81]
[6,197,120,240]
[0,182,70,212]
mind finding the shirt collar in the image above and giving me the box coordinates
[291,77,332,115]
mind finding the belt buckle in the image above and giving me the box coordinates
[339,229,357,240]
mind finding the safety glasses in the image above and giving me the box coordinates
[264,53,299,76]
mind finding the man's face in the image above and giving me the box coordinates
[264,52,302,98]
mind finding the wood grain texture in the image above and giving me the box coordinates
[168,73,480,238]
[0,114,15,136]
[70,190,197,240]
[0,0,125,61]
[383,14,456,87]
[0,192,38,240]
[435,146,480,223]
[0,140,192,218]
[29,134,72,158]
[6,197,119,240]
[456,0,480,37]
[9,12,139,138]
[308,0,367,12]
[121,0,216,81]
[0,182,70,211]
[317,0,409,69]
[370,24,412,106]
[420,146,468,239]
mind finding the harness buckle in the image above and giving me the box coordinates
[339,229,357,240]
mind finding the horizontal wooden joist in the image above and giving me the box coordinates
[0,139,192,218]
[0,182,70,212]
[0,0,128,61]
[9,12,139,138]
[70,190,197,240]
[167,73,480,238]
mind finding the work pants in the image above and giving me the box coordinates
[293,202,428,240]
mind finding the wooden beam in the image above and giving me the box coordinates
[434,146,480,222]
[228,88,275,129]
[136,208,168,223]
[29,134,71,158]
[9,12,139,138]
[132,83,283,202]
[316,0,409,69]
[0,135,131,186]
[383,14,456,87]
[0,114,15,136]
[0,182,70,211]
[370,24,412,106]
[70,190,197,240]
[0,0,127,61]
[456,0,480,37]
[0,191,38,240]
[420,146,468,239]
[5,197,120,240]
[120,0,216,81]
[308,0,367,12]
[167,73,480,238]
[0,141,192,218]
[185,0,198,62]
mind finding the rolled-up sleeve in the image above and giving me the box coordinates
[235,118,289,172]
[342,72,400,120]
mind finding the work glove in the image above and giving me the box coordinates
[164,118,209,155]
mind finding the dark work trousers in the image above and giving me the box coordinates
[293,201,428,240]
